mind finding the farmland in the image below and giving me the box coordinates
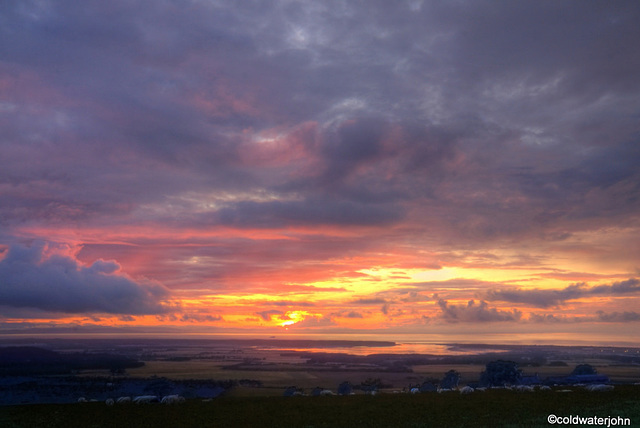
[1,337,639,426]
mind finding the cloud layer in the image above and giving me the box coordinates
[0,242,170,315]
[0,1,639,336]
[486,279,640,308]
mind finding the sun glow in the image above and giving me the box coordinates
[279,310,311,327]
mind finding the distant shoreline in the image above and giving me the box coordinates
[1,336,639,356]
[1,331,639,349]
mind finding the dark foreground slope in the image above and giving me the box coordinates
[1,386,639,428]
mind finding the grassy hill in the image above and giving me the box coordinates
[1,385,639,428]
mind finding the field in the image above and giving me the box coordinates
[1,385,639,428]
[126,359,640,397]
[1,338,640,426]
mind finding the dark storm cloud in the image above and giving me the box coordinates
[0,242,171,315]
[486,279,640,308]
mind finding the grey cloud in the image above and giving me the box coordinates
[596,311,640,323]
[381,303,390,315]
[436,299,522,323]
[286,314,337,328]
[333,311,363,319]
[214,198,403,228]
[591,278,640,295]
[528,313,568,324]
[180,314,223,323]
[1,0,638,238]
[255,310,284,322]
[351,298,387,305]
[405,278,500,291]
[266,301,316,307]
[0,0,639,304]
[486,279,640,308]
[486,285,585,309]
[0,242,171,315]
[528,311,640,323]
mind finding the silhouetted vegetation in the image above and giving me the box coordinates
[572,363,597,376]
[440,370,461,389]
[479,360,522,387]
[0,346,144,376]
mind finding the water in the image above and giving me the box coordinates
[4,331,637,356]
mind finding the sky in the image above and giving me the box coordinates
[1,0,639,343]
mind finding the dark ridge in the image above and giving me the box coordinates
[0,346,144,376]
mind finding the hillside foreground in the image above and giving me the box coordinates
[1,385,639,428]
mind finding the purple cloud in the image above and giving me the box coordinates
[486,279,640,308]
[436,299,522,323]
[0,242,171,315]
[1,0,639,330]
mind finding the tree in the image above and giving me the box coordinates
[360,378,384,392]
[571,364,597,376]
[338,381,353,395]
[480,360,522,387]
[439,370,460,390]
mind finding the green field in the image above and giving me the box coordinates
[1,386,639,428]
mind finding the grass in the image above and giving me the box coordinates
[1,386,639,428]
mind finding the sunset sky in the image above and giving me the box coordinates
[1,1,639,343]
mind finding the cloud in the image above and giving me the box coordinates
[436,299,522,323]
[333,311,364,319]
[0,242,171,315]
[351,298,388,305]
[529,311,640,323]
[486,279,640,308]
[485,285,585,308]
[285,314,336,329]
[1,0,639,244]
[255,310,284,322]
[179,313,223,323]
[381,304,390,315]
[596,311,640,322]
[264,301,316,307]
[213,197,403,228]
[591,278,640,295]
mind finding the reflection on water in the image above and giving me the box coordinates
[255,342,491,356]
[3,331,639,356]
[248,331,640,356]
